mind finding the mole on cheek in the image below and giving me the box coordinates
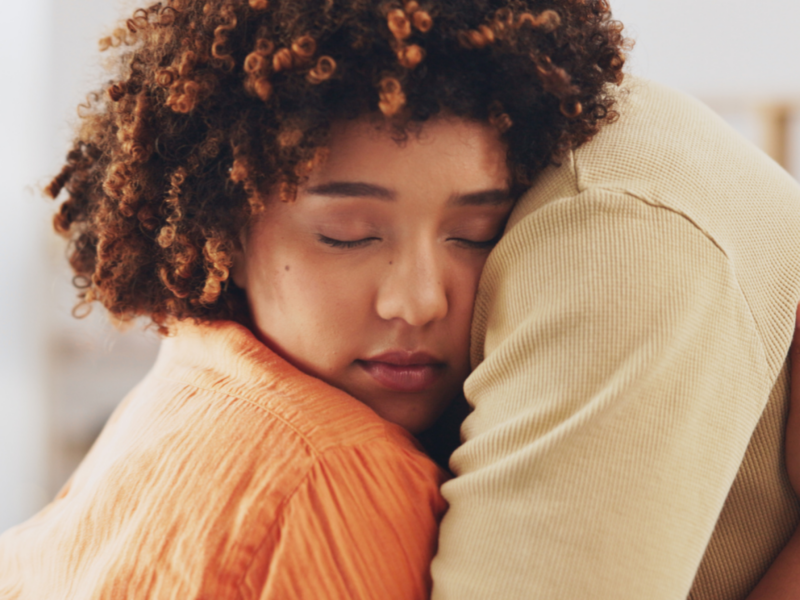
[284,265,290,271]
[389,261,393,265]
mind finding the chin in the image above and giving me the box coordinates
[379,402,445,434]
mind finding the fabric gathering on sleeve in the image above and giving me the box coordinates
[0,320,448,600]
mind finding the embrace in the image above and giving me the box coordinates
[2,0,800,599]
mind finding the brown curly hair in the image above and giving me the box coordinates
[46,0,628,333]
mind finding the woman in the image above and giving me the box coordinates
[2,0,797,598]
[0,1,624,597]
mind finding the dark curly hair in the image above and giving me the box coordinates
[46,0,628,333]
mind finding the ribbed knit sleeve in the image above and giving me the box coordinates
[243,443,446,600]
[431,189,775,599]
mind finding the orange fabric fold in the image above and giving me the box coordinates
[0,320,448,599]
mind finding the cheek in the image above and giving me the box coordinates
[451,253,488,310]
[285,260,370,318]
[447,259,486,351]
[264,260,375,369]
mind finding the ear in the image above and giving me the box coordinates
[230,240,248,290]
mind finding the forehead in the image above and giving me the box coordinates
[308,116,510,190]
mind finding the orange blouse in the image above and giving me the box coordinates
[0,321,448,599]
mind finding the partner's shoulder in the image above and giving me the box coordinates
[511,77,800,227]
[484,78,800,373]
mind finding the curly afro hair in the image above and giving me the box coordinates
[46,0,628,333]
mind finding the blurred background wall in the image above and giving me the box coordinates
[614,0,800,175]
[0,0,798,531]
[0,0,159,533]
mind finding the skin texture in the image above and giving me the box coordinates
[232,116,512,433]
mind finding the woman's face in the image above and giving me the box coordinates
[233,117,512,433]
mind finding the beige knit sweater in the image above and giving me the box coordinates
[431,78,800,600]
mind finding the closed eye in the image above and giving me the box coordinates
[449,232,503,250]
[317,234,380,249]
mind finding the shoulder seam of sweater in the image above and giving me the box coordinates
[571,146,726,259]
[564,184,771,377]
[601,186,729,260]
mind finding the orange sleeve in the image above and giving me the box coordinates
[242,442,448,600]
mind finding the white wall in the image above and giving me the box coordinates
[0,0,134,531]
[612,0,800,99]
[611,0,800,176]
[0,0,54,532]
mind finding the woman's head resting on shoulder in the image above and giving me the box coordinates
[47,0,628,431]
[233,116,510,432]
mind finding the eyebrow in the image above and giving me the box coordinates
[305,180,512,206]
[305,181,396,201]
[449,189,513,207]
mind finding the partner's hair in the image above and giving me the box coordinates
[47,0,628,332]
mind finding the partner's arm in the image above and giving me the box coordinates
[745,309,800,600]
[431,188,777,599]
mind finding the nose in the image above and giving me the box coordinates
[375,246,449,327]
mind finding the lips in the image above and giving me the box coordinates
[358,351,444,393]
